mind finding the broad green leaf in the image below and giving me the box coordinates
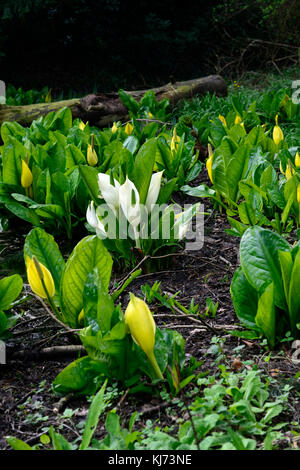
[0,311,7,334]
[288,248,300,334]
[52,356,108,395]
[255,282,276,348]
[24,227,65,294]
[79,165,100,203]
[2,137,26,185]
[83,269,114,334]
[0,275,23,311]
[5,201,41,226]
[66,144,86,168]
[118,89,139,115]
[278,250,293,308]
[240,226,290,309]
[133,138,157,205]
[230,267,258,328]
[60,236,113,327]
[226,144,250,201]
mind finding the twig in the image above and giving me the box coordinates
[116,388,130,411]
[9,345,86,360]
[32,294,77,334]
[53,393,75,414]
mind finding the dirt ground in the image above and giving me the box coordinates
[1,173,300,450]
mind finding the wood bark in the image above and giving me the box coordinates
[0,75,227,127]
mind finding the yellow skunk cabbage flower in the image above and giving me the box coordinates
[125,293,163,380]
[78,309,85,326]
[27,256,55,299]
[125,122,133,135]
[87,144,98,166]
[79,121,86,131]
[170,128,180,152]
[111,122,118,133]
[219,114,227,127]
[297,185,300,205]
[285,162,295,180]
[21,159,33,189]
[280,160,295,179]
[295,152,300,168]
[206,143,214,184]
[234,115,242,125]
[273,114,284,146]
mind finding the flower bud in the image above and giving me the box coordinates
[21,159,33,189]
[27,256,55,299]
[206,144,214,183]
[87,144,98,166]
[125,122,133,135]
[125,293,163,380]
[219,115,227,127]
[273,115,284,146]
[111,122,118,133]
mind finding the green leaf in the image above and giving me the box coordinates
[230,267,259,328]
[60,236,113,327]
[24,227,65,295]
[2,137,26,185]
[133,138,157,205]
[255,282,276,348]
[0,275,23,311]
[5,201,41,226]
[48,427,74,450]
[0,311,7,335]
[240,226,290,309]
[288,248,300,334]
[79,380,107,450]
[53,356,107,395]
[6,437,33,450]
[79,165,100,203]
[118,90,139,115]
[83,269,114,334]
[278,250,293,309]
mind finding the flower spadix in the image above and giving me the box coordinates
[21,159,33,189]
[273,114,284,146]
[125,293,163,380]
[27,256,55,299]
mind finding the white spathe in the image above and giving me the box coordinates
[86,201,106,238]
[145,171,163,213]
[119,177,141,229]
[98,173,120,215]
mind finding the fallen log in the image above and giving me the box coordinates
[0,75,227,128]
